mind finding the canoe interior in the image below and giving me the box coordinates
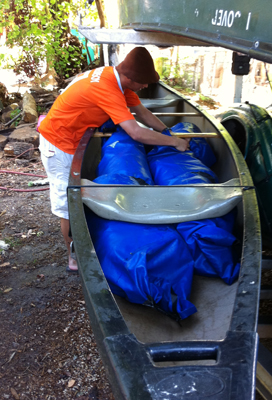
[80,82,243,349]
[115,276,237,345]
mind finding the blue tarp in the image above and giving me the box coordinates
[85,208,196,321]
[94,174,141,185]
[176,213,240,285]
[147,124,218,185]
[96,121,154,185]
[147,126,240,284]
[170,123,217,168]
[85,120,240,321]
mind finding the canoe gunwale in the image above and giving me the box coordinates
[68,87,261,399]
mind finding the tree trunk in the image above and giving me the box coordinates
[95,0,108,66]
[95,0,107,28]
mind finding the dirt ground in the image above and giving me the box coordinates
[0,155,115,400]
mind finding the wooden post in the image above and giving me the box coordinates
[94,0,108,67]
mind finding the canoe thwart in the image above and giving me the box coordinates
[132,112,202,117]
[169,130,219,138]
[93,131,220,138]
[80,178,242,224]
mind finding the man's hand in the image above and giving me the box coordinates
[173,137,190,152]
[120,119,191,150]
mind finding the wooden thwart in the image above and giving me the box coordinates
[93,131,220,138]
[132,112,202,117]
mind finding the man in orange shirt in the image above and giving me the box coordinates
[38,47,190,273]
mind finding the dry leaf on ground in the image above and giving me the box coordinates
[0,262,10,267]
[68,379,76,388]
[10,387,20,399]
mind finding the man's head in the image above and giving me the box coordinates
[116,47,160,87]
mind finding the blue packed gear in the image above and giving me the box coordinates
[170,122,217,168]
[85,207,196,321]
[176,213,240,285]
[89,120,197,321]
[94,174,142,185]
[96,119,154,185]
[146,124,240,284]
[87,120,240,322]
[147,125,218,185]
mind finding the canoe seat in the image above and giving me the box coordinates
[81,178,242,224]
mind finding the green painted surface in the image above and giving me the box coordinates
[218,104,272,239]
[118,0,272,62]
[71,28,96,63]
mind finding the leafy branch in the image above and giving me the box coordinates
[0,0,99,78]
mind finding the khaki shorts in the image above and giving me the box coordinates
[39,134,74,220]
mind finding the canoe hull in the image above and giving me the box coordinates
[68,82,261,399]
[217,103,272,245]
[117,0,272,63]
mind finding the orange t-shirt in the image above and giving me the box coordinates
[39,66,141,154]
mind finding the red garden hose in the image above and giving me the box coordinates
[0,170,49,191]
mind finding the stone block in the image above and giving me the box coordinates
[0,134,8,150]
[9,126,39,148]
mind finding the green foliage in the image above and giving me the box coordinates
[199,94,216,105]
[4,236,21,248]
[168,61,195,89]
[154,57,171,79]
[157,55,198,91]
[0,48,19,69]
[0,0,99,78]
[37,104,46,115]
[10,107,21,126]
[179,63,195,88]
[10,108,20,118]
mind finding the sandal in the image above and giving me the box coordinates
[66,265,79,275]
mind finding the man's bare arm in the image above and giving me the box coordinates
[130,103,167,132]
[119,119,189,152]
